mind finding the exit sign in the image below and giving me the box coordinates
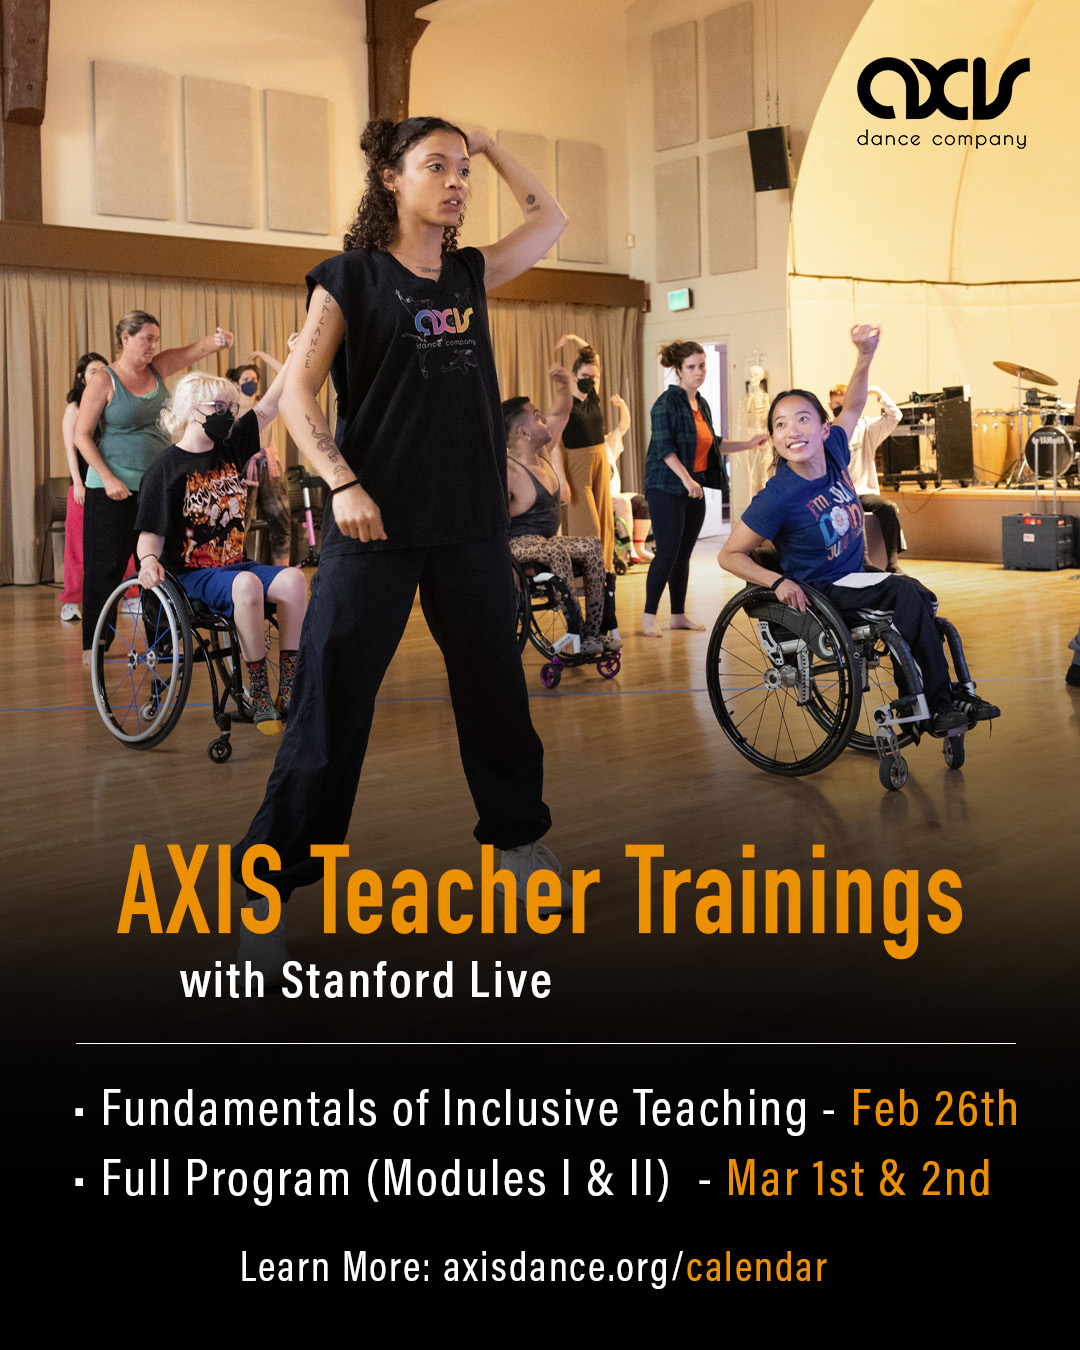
[667,288,693,312]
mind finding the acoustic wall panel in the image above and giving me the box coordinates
[183,77,254,228]
[652,22,698,152]
[556,140,607,264]
[264,90,331,235]
[705,3,755,138]
[92,60,172,220]
[708,145,756,274]
[655,157,700,282]
[496,130,555,258]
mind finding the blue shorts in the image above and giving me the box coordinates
[179,561,285,615]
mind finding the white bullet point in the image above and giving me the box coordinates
[75,1178,84,1188]
[75,1107,84,1117]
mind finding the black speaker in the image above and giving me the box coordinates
[882,433,919,476]
[935,396,975,482]
[747,126,795,192]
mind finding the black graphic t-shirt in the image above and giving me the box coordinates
[136,412,260,575]
[307,246,508,552]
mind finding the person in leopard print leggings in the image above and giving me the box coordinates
[504,370,613,657]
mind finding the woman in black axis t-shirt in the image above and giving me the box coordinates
[233,116,571,975]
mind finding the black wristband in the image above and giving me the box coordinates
[137,554,159,567]
[327,481,360,499]
[771,576,786,591]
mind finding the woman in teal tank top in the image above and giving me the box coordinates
[74,309,235,656]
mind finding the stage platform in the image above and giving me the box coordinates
[894,486,1080,564]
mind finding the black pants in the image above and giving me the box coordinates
[817,573,951,710]
[644,482,707,614]
[233,533,550,899]
[82,488,139,650]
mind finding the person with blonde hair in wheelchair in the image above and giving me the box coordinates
[719,325,998,735]
[134,366,308,734]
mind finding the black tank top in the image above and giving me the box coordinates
[562,389,605,448]
[508,460,561,538]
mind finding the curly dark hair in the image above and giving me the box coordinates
[343,116,469,253]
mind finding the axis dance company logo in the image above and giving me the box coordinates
[413,306,474,336]
[854,57,1030,152]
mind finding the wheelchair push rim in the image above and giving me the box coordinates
[706,584,862,776]
[91,575,193,748]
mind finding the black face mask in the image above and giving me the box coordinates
[201,410,235,443]
[577,376,596,394]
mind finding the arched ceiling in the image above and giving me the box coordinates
[792,0,1073,284]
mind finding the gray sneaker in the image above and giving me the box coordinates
[499,840,572,916]
[580,635,603,658]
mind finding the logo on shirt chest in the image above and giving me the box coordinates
[413,306,473,336]
[806,479,862,560]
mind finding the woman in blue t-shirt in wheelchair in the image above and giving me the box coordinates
[718,324,998,758]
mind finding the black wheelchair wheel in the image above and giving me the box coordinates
[706,585,862,776]
[524,575,579,662]
[848,625,920,754]
[942,733,965,770]
[91,576,193,748]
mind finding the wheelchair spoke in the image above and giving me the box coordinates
[92,577,193,748]
[707,586,861,776]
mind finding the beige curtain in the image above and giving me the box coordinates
[1,266,311,585]
[489,299,645,490]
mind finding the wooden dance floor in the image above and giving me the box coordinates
[3,546,1076,1052]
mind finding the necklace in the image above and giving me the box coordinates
[390,249,442,276]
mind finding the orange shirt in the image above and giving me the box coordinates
[692,405,713,473]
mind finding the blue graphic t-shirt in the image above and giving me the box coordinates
[741,425,865,585]
[306,246,508,552]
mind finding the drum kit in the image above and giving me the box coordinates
[975,360,1078,494]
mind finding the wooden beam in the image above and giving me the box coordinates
[0,220,648,310]
[0,220,327,287]
[365,0,430,122]
[0,0,50,222]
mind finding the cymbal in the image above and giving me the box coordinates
[994,359,1058,386]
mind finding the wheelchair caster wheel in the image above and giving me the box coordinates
[597,654,621,679]
[943,734,965,770]
[613,556,628,576]
[139,700,160,722]
[208,738,232,763]
[540,663,561,688]
[879,755,908,791]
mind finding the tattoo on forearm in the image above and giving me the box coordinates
[304,411,351,483]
